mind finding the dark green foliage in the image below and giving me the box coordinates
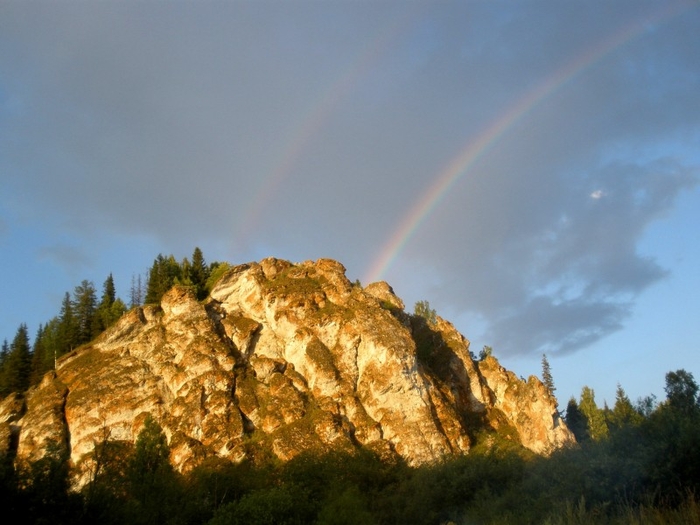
[125,415,182,524]
[410,307,448,370]
[189,247,211,300]
[145,254,183,304]
[30,324,53,385]
[209,485,313,525]
[541,353,555,396]
[607,383,643,431]
[73,280,98,345]
[81,434,134,525]
[664,368,699,415]
[0,324,32,396]
[3,368,700,524]
[0,340,8,391]
[18,441,83,524]
[57,291,79,355]
[565,397,588,442]
[94,274,126,333]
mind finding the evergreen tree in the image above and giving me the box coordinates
[0,339,8,373]
[579,386,609,441]
[178,257,192,286]
[145,255,182,304]
[57,292,79,357]
[564,397,588,442]
[30,324,54,385]
[73,280,98,344]
[608,383,642,430]
[541,354,556,397]
[0,324,32,395]
[95,274,125,333]
[0,339,9,396]
[37,317,61,370]
[189,247,210,300]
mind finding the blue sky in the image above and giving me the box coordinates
[1,0,699,408]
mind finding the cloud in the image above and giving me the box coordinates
[418,155,697,356]
[38,244,91,272]
[0,1,698,359]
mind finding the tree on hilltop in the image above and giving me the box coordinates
[57,292,79,355]
[189,247,210,300]
[541,354,556,397]
[414,300,437,326]
[30,324,54,385]
[95,274,126,332]
[73,280,98,344]
[145,255,182,304]
[0,324,32,395]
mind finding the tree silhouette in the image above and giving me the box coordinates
[541,354,556,397]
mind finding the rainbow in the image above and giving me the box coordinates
[233,7,422,249]
[363,1,694,284]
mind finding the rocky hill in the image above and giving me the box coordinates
[0,258,573,482]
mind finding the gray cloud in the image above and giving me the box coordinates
[38,244,91,272]
[0,1,698,358]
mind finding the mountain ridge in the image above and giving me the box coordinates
[0,257,573,484]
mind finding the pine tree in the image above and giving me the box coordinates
[0,339,8,369]
[30,324,54,385]
[564,397,588,442]
[73,280,98,344]
[0,324,32,395]
[95,274,125,333]
[145,255,182,304]
[189,247,210,300]
[57,292,79,357]
[579,386,609,441]
[541,354,556,397]
[608,383,642,430]
[0,339,9,395]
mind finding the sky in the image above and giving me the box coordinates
[1,0,699,409]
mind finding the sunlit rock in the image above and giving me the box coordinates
[6,258,573,484]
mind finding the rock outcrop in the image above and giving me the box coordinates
[1,258,573,481]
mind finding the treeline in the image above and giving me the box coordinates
[0,247,226,398]
[1,369,699,524]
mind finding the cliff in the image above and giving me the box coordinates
[0,258,573,481]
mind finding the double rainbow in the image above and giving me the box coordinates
[363,2,692,284]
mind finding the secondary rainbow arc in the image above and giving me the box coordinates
[362,2,692,285]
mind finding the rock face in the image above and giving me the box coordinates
[2,258,573,480]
